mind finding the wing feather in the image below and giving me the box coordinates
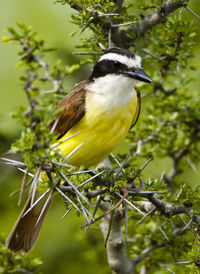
[131,87,141,128]
[54,80,88,139]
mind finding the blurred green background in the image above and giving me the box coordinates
[0,0,200,273]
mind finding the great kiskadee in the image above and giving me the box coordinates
[6,48,152,253]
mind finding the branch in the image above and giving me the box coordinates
[130,0,189,36]
[100,202,134,274]
[66,0,189,49]
[111,0,189,48]
[132,242,165,265]
[146,194,193,217]
[164,148,190,187]
[20,38,62,94]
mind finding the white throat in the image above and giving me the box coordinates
[86,74,135,110]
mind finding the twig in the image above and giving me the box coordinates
[142,48,163,61]
[86,189,106,199]
[132,242,165,264]
[104,210,115,247]
[81,188,129,228]
[111,0,189,48]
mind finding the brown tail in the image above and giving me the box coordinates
[6,190,53,253]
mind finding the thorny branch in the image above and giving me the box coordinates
[4,1,200,272]
[66,0,190,49]
[20,38,63,94]
[3,153,200,272]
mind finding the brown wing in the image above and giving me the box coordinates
[131,87,141,128]
[54,80,88,139]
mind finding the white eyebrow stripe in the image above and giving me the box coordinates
[99,53,142,68]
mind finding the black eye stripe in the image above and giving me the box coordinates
[89,59,129,80]
[113,61,121,66]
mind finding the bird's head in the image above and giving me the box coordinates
[89,48,152,84]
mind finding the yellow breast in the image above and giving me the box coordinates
[55,89,139,168]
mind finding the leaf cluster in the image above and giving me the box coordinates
[0,234,42,274]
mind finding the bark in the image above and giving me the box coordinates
[100,202,134,274]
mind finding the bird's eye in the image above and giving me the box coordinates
[113,61,121,68]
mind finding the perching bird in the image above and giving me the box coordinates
[6,47,152,253]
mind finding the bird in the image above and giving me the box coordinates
[6,47,152,253]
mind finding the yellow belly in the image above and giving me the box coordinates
[55,91,138,168]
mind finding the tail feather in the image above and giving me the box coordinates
[6,190,53,253]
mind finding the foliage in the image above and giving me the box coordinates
[0,234,42,273]
[2,0,200,273]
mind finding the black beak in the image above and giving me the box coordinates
[125,69,152,83]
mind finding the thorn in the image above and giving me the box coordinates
[59,172,90,206]
[30,166,42,206]
[18,167,43,182]
[65,142,85,161]
[76,193,95,222]
[22,189,51,217]
[185,6,200,20]
[160,170,165,181]
[60,209,71,220]
[110,153,125,173]
[78,170,105,188]
[55,186,81,213]
[136,208,156,226]
[114,192,145,216]
[50,161,74,169]
[1,157,27,168]
[111,21,136,27]
[50,118,59,134]
[112,152,133,183]
[51,131,80,149]
[36,190,54,226]
[152,216,169,241]
[64,170,93,176]
[140,156,153,172]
